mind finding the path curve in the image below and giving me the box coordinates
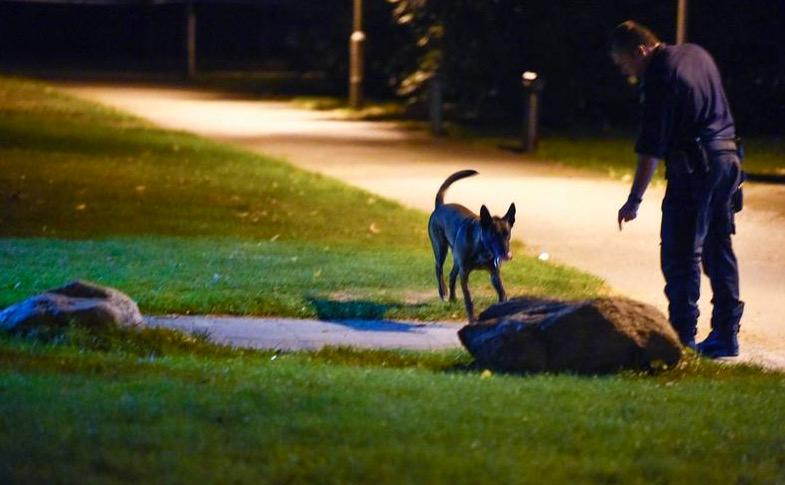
[60,82,785,367]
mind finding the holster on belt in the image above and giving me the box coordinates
[665,137,710,178]
[665,137,745,213]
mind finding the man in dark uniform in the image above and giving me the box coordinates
[609,20,744,357]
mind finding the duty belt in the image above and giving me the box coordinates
[702,138,737,153]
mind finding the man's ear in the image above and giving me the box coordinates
[480,205,492,227]
[504,203,516,226]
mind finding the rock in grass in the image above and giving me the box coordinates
[0,280,143,334]
[458,297,682,374]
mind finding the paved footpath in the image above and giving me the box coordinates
[146,315,462,351]
[60,82,785,369]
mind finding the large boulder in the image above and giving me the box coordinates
[0,280,143,334]
[458,297,682,374]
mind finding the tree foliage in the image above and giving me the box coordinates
[384,0,785,132]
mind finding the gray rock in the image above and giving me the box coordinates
[0,280,143,334]
[458,297,682,374]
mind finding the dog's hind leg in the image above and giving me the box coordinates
[448,265,459,302]
[429,229,449,301]
[490,269,507,303]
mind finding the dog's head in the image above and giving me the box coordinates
[479,203,516,269]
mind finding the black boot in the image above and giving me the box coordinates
[697,329,739,358]
[698,302,743,358]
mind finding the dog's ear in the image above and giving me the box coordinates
[480,205,492,227]
[504,203,516,226]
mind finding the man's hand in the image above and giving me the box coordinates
[618,194,642,231]
[618,155,659,231]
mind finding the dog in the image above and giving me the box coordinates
[428,170,516,322]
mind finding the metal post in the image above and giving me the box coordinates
[676,0,688,45]
[186,1,196,78]
[349,0,365,109]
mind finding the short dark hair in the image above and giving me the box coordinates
[609,20,660,54]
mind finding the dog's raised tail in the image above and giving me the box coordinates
[435,170,479,208]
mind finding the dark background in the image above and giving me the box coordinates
[1,0,783,134]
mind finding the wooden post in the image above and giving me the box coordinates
[349,0,365,109]
[676,0,688,44]
[186,1,196,78]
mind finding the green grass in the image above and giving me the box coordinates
[1,238,594,319]
[1,330,784,484]
[0,75,604,319]
[1,78,783,482]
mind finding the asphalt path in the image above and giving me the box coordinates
[60,82,785,368]
[145,315,462,351]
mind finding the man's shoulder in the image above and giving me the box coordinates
[662,43,713,66]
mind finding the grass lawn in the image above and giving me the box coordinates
[2,76,784,484]
[2,329,785,483]
[0,75,603,319]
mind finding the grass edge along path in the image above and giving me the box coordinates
[0,75,605,319]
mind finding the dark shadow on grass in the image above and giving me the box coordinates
[308,297,430,333]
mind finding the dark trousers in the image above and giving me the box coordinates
[660,151,744,340]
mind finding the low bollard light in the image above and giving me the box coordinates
[521,71,545,153]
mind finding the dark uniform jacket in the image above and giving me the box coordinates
[635,43,735,160]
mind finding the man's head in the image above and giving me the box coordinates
[609,20,661,78]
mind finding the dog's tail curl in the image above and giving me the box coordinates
[435,170,478,208]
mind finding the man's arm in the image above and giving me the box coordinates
[618,154,660,230]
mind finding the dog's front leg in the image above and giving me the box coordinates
[460,270,475,322]
[490,269,507,302]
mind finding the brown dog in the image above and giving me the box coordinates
[428,170,516,322]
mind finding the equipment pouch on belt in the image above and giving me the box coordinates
[666,137,710,178]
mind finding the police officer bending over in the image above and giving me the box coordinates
[609,20,745,358]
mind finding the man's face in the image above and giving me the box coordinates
[611,47,646,78]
